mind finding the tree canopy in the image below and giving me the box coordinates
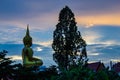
[52,6,87,70]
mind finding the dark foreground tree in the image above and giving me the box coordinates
[0,50,20,80]
[52,6,87,70]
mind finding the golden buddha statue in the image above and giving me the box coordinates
[22,25,43,67]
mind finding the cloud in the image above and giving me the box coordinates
[79,25,120,45]
[81,30,102,44]
[88,53,99,56]
[0,11,58,31]
[97,40,119,45]
[37,41,52,47]
[0,0,120,30]
[0,25,24,43]
[7,55,22,60]
[33,47,43,52]
[72,0,120,15]
[0,0,62,20]
[111,59,120,63]
[76,13,120,27]
[86,44,120,67]
[0,0,120,44]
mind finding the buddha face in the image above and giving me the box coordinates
[23,39,32,47]
[28,40,32,47]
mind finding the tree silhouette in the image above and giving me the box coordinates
[52,6,87,70]
[0,50,20,80]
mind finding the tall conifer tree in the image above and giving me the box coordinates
[52,6,87,70]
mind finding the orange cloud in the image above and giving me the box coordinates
[76,13,120,27]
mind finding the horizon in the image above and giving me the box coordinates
[1,43,120,67]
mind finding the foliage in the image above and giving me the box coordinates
[51,65,120,80]
[14,64,58,80]
[14,65,38,80]
[0,50,19,80]
[0,51,120,80]
[52,6,87,70]
[37,65,58,80]
[0,51,58,80]
[52,65,91,80]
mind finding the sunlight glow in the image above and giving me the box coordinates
[88,53,99,56]
[111,59,120,62]
[98,40,118,45]
[76,13,120,28]
[37,41,52,47]
[82,31,102,44]
[7,55,22,60]
[85,23,94,28]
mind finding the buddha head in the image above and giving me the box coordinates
[23,25,32,47]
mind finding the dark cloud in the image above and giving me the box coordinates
[0,0,64,20]
[0,0,120,44]
[78,25,120,44]
[0,25,25,43]
[88,25,120,42]
[87,44,120,66]
[71,0,120,15]
[0,0,27,19]
[0,0,120,20]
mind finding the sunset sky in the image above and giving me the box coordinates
[0,0,120,46]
